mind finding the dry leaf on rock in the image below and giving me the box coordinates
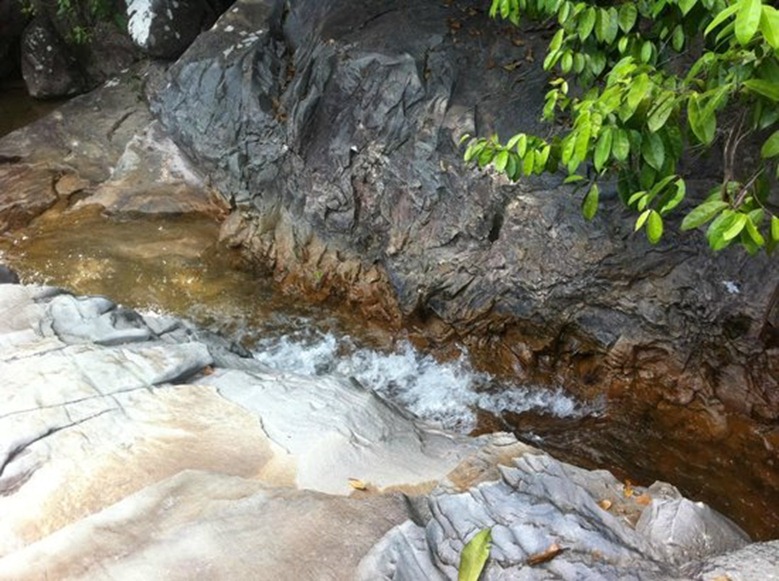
[348,478,367,491]
[526,542,567,566]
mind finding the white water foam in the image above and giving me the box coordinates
[251,329,593,433]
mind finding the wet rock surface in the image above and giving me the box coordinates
[0,283,777,580]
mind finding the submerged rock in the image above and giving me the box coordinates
[0,284,776,579]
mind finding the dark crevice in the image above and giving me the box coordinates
[488,210,504,243]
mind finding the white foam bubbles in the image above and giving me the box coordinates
[251,328,593,433]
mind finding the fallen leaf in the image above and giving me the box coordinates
[459,528,492,581]
[512,37,525,46]
[598,499,613,511]
[348,478,367,491]
[526,542,567,566]
[635,493,652,506]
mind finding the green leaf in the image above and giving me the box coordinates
[612,128,630,161]
[594,128,613,171]
[561,134,576,166]
[647,92,676,132]
[743,79,779,101]
[640,41,653,63]
[628,190,647,207]
[706,209,739,250]
[704,3,739,36]
[760,6,779,48]
[523,151,535,175]
[745,215,766,246]
[627,73,650,113]
[672,24,685,51]
[561,52,573,73]
[688,94,716,144]
[579,7,596,41]
[772,215,779,241]
[679,0,698,16]
[635,209,651,231]
[641,132,665,171]
[535,145,551,172]
[618,4,637,32]
[735,0,762,45]
[647,210,663,243]
[494,149,509,172]
[459,529,492,581]
[549,29,565,52]
[516,134,528,157]
[464,142,483,163]
[506,133,522,150]
[681,200,730,230]
[506,152,519,179]
[558,1,571,24]
[583,182,599,220]
[761,130,779,158]
[595,8,619,44]
[478,146,495,168]
[659,178,686,214]
[572,116,592,167]
[723,212,748,240]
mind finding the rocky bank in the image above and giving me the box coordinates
[0,282,777,580]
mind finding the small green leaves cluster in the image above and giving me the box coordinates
[464,0,779,254]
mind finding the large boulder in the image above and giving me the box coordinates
[18,1,140,97]
[126,0,234,59]
[148,0,779,535]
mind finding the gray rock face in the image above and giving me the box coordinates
[148,0,778,429]
[686,540,779,581]
[358,454,749,580]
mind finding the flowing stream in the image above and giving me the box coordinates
[1,89,778,540]
[0,206,595,436]
[3,206,778,540]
